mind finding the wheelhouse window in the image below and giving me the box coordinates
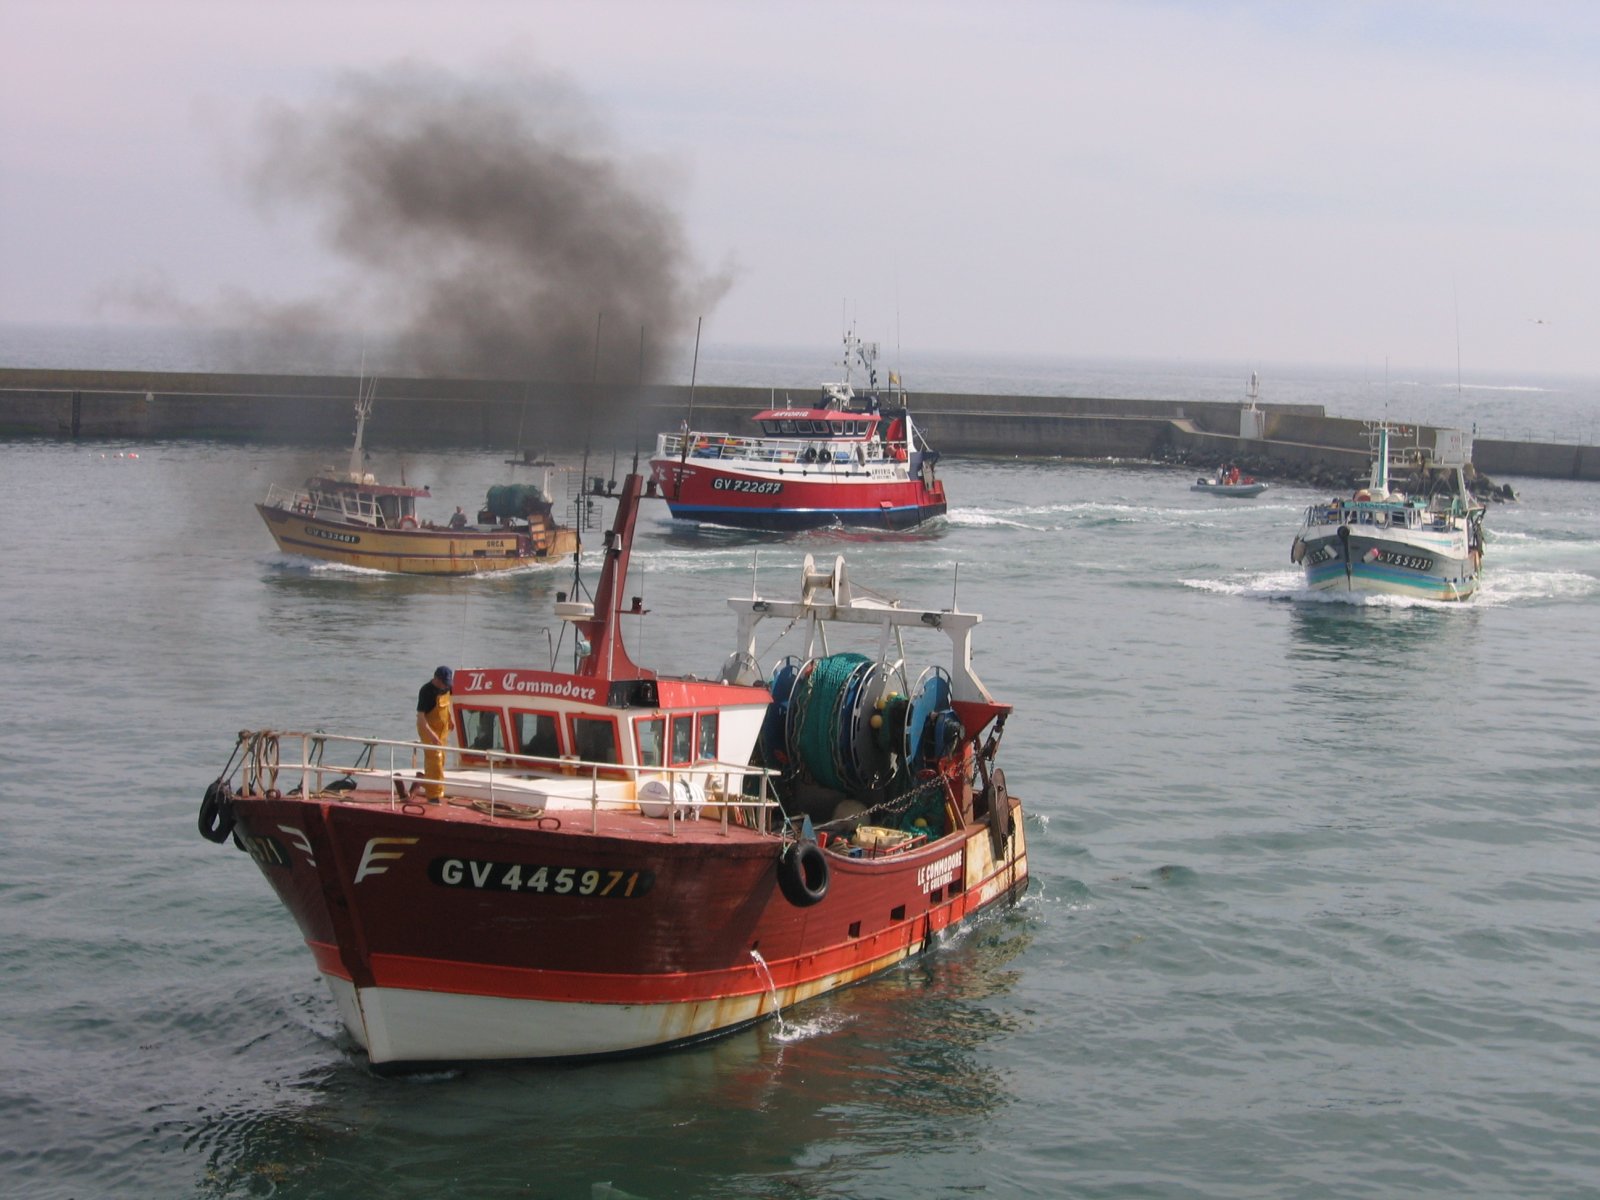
[458,707,507,753]
[670,715,694,766]
[697,713,719,761]
[513,710,561,760]
[571,716,620,765]
[635,717,665,767]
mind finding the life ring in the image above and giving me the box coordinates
[776,841,830,907]
[198,777,236,844]
[398,515,419,529]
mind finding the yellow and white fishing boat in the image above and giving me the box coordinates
[257,382,578,576]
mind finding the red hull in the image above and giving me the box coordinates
[231,787,1026,1063]
[649,460,946,531]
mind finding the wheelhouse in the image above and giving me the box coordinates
[305,478,431,528]
[754,409,882,440]
[449,673,749,787]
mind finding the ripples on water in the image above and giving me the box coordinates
[4,437,1599,1198]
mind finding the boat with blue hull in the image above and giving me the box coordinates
[1291,424,1486,601]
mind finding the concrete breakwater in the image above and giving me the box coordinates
[0,366,1593,483]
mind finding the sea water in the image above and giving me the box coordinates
[2,332,1599,1199]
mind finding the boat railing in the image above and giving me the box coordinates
[655,431,886,468]
[263,483,316,514]
[1304,500,1431,531]
[225,728,783,837]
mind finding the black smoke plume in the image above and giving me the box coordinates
[244,63,726,385]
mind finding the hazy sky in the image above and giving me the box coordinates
[3,0,1597,376]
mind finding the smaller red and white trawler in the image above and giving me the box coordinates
[200,467,1026,1069]
[649,333,947,531]
[258,380,577,575]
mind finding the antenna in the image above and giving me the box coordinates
[348,371,377,480]
[687,316,702,427]
[579,310,604,475]
[514,380,529,460]
[673,317,703,499]
[1453,284,1463,398]
[629,323,645,479]
[895,304,902,392]
[570,311,607,605]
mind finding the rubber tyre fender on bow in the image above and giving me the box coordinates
[198,777,237,844]
[777,841,830,907]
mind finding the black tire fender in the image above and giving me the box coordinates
[777,841,830,907]
[199,777,237,844]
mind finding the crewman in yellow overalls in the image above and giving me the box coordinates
[415,665,454,800]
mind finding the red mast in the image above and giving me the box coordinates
[572,474,650,681]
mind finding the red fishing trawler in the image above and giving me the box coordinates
[649,333,947,531]
[199,467,1026,1069]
